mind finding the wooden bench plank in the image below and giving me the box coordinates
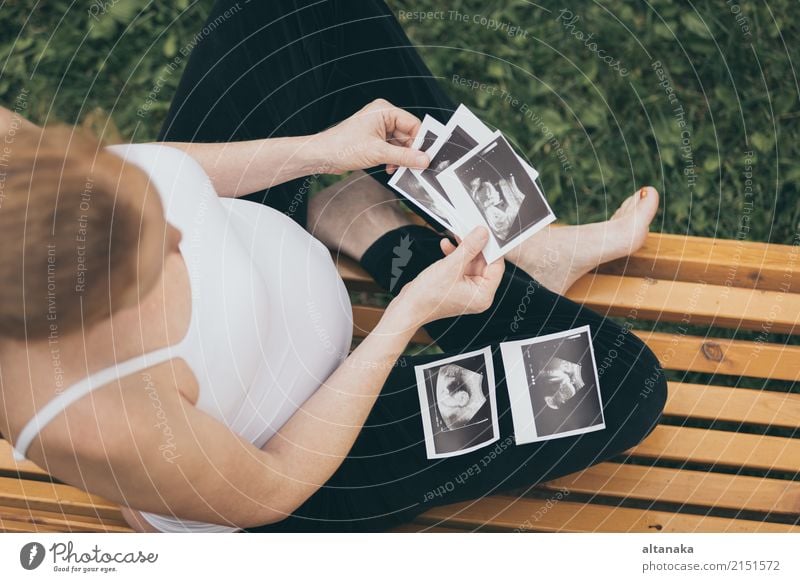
[0,516,65,533]
[641,331,800,381]
[351,307,798,381]
[598,232,800,293]
[0,440,49,478]
[628,425,800,473]
[0,504,131,533]
[538,463,800,516]
[0,476,123,520]
[336,256,378,292]
[665,382,800,428]
[415,496,800,532]
[564,274,800,334]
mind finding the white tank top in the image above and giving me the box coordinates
[10,144,353,532]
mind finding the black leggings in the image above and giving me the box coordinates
[160,0,668,532]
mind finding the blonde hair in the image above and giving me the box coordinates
[0,125,148,339]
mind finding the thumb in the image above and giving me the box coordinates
[451,227,490,265]
[379,142,429,170]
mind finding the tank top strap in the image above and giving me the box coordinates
[11,345,179,462]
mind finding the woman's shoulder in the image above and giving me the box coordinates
[104,142,203,176]
[105,142,220,227]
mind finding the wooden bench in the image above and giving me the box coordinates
[2,230,799,533]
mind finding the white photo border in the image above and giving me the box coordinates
[499,325,605,445]
[388,115,457,231]
[413,345,500,459]
[437,130,556,263]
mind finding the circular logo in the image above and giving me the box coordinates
[19,542,46,570]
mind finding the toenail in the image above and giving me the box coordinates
[639,187,648,199]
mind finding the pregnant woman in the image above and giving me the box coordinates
[0,0,666,533]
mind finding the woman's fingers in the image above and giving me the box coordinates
[388,130,415,148]
[451,227,490,267]
[483,258,505,288]
[381,101,423,139]
[440,237,457,256]
[377,140,429,170]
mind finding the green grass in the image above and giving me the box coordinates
[1,0,797,244]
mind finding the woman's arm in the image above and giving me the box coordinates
[161,136,329,198]
[1,99,429,198]
[0,105,37,134]
[161,99,431,198]
[256,297,421,515]
[259,228,505,515]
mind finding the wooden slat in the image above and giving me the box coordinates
[0,440,48,477]
[353,305,798,381]
[564,274,800,334]
[640,331,800,381]
[664,382,800,428]
[538,463,800,516]
[0,517,65,533]
[0,476,123,520]
[337,256,378,292]
[598,232,800,293]
[415,496,800,532]
[0,504,131,533]
[627,425,800,473]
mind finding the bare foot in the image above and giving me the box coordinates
[310,175,659,295]
[308,171,413,261]
[507,186,660,294]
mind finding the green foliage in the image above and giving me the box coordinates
[1,0,797,243]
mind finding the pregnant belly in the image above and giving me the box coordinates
[219,198,353,447]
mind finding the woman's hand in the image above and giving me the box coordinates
[397,227,505,326]
[312,99,430,175]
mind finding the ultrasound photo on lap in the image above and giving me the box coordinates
[414,346,499,459]
[500,326,605,444]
